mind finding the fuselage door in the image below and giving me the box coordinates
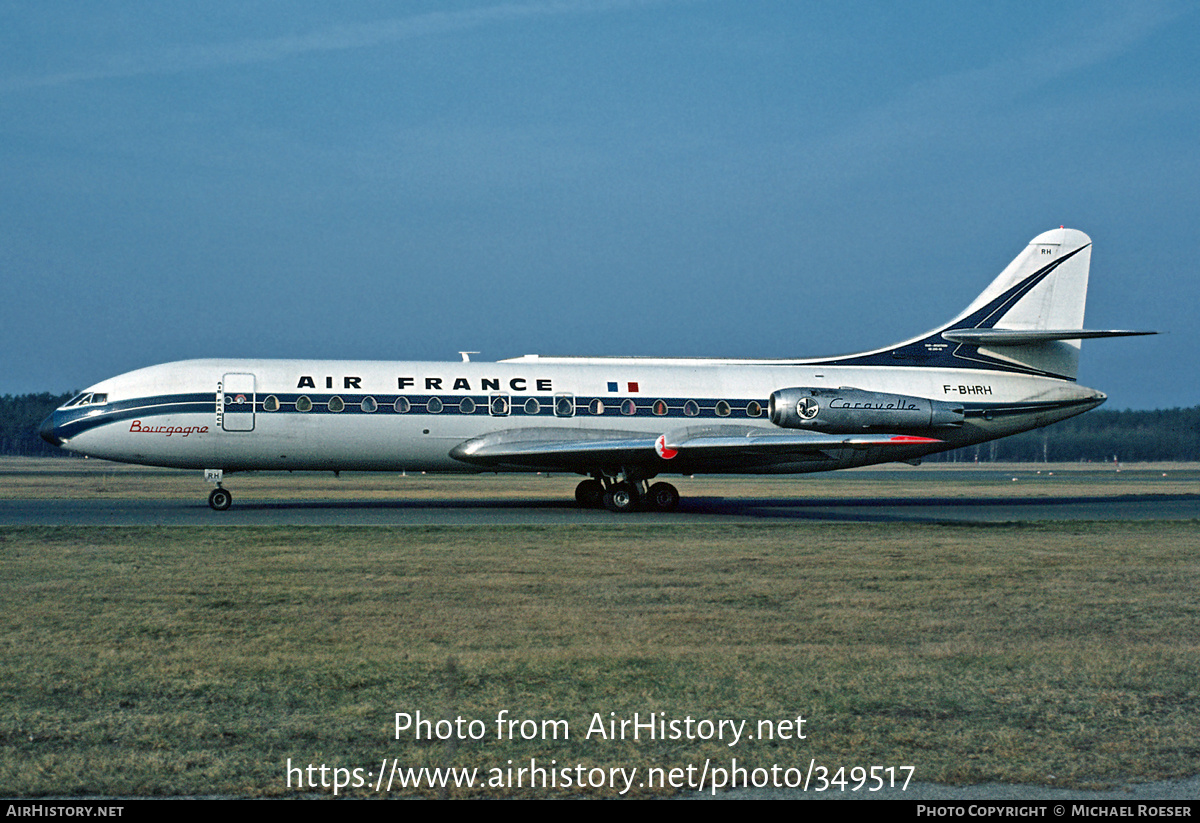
[221,373,256,432]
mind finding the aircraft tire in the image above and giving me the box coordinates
[575,479,604,508]
[646,482,680,512]
[602,483,638,513]
[208,488,232,511]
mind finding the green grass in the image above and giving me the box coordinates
[3,521,1199,797]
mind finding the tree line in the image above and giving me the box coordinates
[926,406,1200,463]
[0,393,75,457]
[2,392,1197,462]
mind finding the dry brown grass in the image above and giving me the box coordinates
[3,520,1199,797]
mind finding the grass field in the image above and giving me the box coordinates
[2,460,1198,797]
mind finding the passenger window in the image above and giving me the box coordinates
[652,400,667,416]
[524,398,540,415]
[490,395,510,416]
[296,396,312,412]
[684,400,699,417]
[394,397,411,413]
[263,395,280,412]
[459,397,476,414]
[360,396,377,413]
[427,397,443,414]
[621,399,636,416]
[555,394,574,418]
[589,399,605,415]
[327,396,344,412]
[715,400,731,417]
[746,401,762,417]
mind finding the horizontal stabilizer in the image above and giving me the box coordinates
[942,329,1157,346]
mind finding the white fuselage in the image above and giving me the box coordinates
[47,356,1104,475]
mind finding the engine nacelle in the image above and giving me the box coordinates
[769,387,964,432]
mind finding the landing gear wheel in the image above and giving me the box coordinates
[602,482,639,513]
[208,487,232,511]
[575,479,604,508]
[646,482,680,512]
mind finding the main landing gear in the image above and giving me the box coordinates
[205,468,232,511]
[575,475,680,513]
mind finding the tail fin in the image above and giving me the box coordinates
[821,228,1152,380]
[956,227,1092,331]
[940,227,1093,380]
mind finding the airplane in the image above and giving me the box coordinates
[39,227,1153,513]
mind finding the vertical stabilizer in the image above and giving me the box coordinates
[819,228,1116,380]
[956,228,1092,332]
[945,228,1092,379]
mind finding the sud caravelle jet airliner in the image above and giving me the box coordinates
[40,228,1153,513]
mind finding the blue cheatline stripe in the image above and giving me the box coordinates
[52,389,1099,441]
[53,393,215,440]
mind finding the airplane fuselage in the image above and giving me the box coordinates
[44,356,1104,475]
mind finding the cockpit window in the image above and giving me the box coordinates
[64,392,107,408]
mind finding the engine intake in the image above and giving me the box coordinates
[769,387,963,432]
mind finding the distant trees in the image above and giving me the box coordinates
[1,391,1197,461]
[928,407,1200,463]
[0,392,75,456]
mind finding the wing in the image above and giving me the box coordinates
[450,427,660,470]
[449,425,941,473]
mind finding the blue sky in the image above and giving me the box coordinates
[2,1,1195,408]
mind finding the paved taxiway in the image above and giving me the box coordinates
[3,491,1198,525]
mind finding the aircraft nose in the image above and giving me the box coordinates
[38,413,62,447]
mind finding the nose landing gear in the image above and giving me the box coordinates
[208,487,232,511]
[205,468,232,511]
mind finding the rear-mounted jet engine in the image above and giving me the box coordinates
[769,387,964,432]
